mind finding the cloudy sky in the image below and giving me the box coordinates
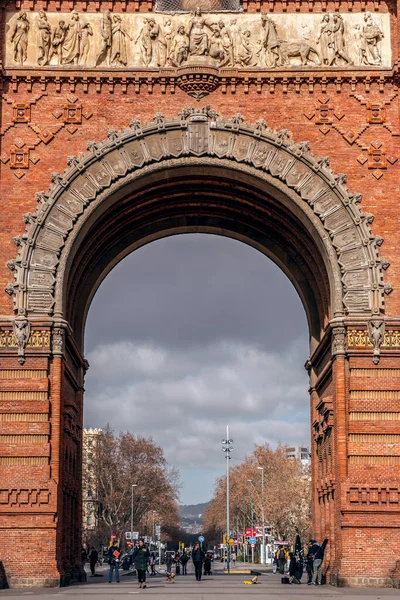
[84,234,310,505]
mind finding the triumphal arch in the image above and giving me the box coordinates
[0,0,400,586]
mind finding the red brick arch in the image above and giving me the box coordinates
[1,109,400,589]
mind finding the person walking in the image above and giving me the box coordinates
[133,539,150,589]
[231,550,236,567]
[181,550,189,575]
[175,551,181,575]
[165,552,173,578]
[192,542,205,581]
[204,552,212,576]
[108,540,121,583]
[277,545,289,575]
[89,546,98,576]
[149,552,156,576]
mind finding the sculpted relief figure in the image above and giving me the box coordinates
[261,13,281,67]
[96,10,112,66]
[111,15,132,66]
[62,10,81,65]
[5,8,389,69]
[188,7,210,56]
[361,12,384,65]
[37,10,51,65]
[11,11,30,65]
[80,23,93,65]
[170,25,189,65]
[49,20,66,64]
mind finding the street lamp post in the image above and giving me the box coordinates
[222,425,233,574]
[257,467,266,565]
[152,511,156,549]
[131,484,137,544]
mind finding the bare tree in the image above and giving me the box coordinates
[85,424,180,544]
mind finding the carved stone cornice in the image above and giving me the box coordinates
[2,66,396,97]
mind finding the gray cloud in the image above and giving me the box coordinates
[84,235,309,504]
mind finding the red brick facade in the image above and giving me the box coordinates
[1,0,400,588]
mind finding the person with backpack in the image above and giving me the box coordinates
[133,539,150,589]
[306,540,314,584]
[310,539,328,585]
[277,545,289,574]
[107,540,121,583]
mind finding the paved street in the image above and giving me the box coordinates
[2,562,399,600]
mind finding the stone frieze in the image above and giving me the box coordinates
[5,9,391,69]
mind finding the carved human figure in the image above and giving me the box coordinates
[353,23,364,64]
[368,320,385,364]
[237,29,253,66]
[136,18,153,67]
[208,24,227,66]
[230,18,241,63]
[13,318,31,363]
[62,10,82,65]
[330,13,353,65]
[148,18,162,66]
[188,7,210,56]
[111,15,132,66]
[37,10,51,66]
[170,24,189,66]
[158,18,173,66]
[261,13,281,67]
[218,21,234,66]
[96,10,113,66]
[79,23,93,65]
[362,12,384,65]
[10,11,30,65]
[316,14,333,65]
[49,20,66,64]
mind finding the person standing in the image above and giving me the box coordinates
[192,542,205,581]
[133,539,150,589]
[165,552,173,578]
[181,550,189,575]
[277,545,289,575]
[311,539,327,585]
[108,540,121,583]
[204,552,212,576]
[306,541,314,584]
[89,546,98,576]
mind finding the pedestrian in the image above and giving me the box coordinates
[272,552,278,574]
[133,539,150,589]
[181,550,189,575]
[192,542,205,581]
[108,540,121,583]
[306,541,314,584]
[175,551,181,575]
[231,550,236,567]
[89,546,98,576]
[277,545,289,574]
[204,552,212,575]
[165,552,173,578]
[310,539,327,585]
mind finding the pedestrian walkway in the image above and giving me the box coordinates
[2,566,399,599]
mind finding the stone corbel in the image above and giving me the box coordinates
[52,327,65,356]
[368,319,385,365]
[12,316,30,364]
[331,326,346,357]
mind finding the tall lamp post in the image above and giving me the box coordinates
[222,425,233,574]
[152,510,156,549]
[257,467,266,565]
[131,484,137,544]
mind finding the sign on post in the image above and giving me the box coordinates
[198,535,205,543]
[249,537,257,545]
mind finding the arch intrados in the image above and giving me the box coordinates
[60,160,334,349]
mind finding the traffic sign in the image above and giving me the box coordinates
[251,543,255,548]
[229,539,235,545]
[198,535,205,543]
[111,533,116,539]
[249,537,257,545]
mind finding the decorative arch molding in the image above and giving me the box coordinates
[6,107,389,322]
